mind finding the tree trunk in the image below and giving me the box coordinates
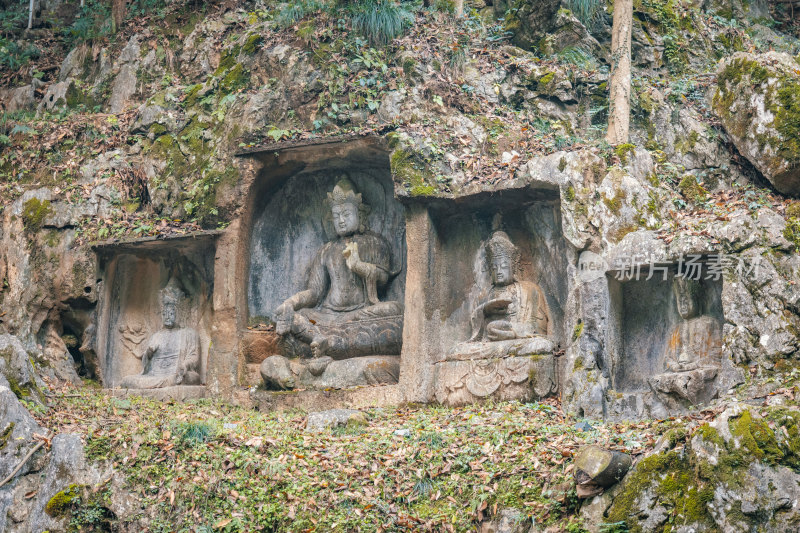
[112,0,126,33]
[606,0,632,145]
[27,0,34,30]
[454,0,464,17]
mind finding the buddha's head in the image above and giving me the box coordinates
[327,178,365,237]
[160,281,183,329]
[487,231,516,286]
[673,276,702,320]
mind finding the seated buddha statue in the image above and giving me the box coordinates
[445,230,554,361]
[260,178,403,389]
[649,276,722,406]
[121,280,202,389]
[435,229,556,404]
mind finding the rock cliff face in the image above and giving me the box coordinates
[1,0,800,530]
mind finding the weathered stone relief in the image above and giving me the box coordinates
[648,277,723,408]
[253,174,405,390]
[599,256,745,420]
[120,279,203,389]
[83,138,762,418]
[435,227,557,405]
[94,235,216,392]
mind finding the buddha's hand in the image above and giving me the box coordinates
[343,242,376,278]
[139,346,155,361]
[176,365,185,385]
[342,242,361,271]
[486,320,517,341]
[274,302,294,335]
[484,298,512,314]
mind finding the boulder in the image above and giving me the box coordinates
[501,0,561,51]
[712,52,800,196]
[305,409,367,432]
[28,434,92,533]
[594,406,800,532]
[0,334,44,404]
[0,83,39,113]
[0,384,44,482]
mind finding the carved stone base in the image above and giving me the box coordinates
[251,384,401,411]
[108,385,207,401]
[434,354,556,406]
[649,366,719,409]
[260,355,400,390]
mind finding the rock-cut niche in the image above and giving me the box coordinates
[246,144,406,391]
[428,190,570,406]
[94,238,216,389]
[607,264,726,414]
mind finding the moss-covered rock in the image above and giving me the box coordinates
[45,484,82,517]
[21,198,52,231]
[605,407,800,532]
[712,52,800,196]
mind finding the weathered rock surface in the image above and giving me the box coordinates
[584,405,800,532]
[0,334,43,403]
[0,385,43,481]
[305,409,367,432]
[713,52,800,196]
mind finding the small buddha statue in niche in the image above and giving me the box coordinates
[435,229,556,405]
[445,230,554,361]
[120,280,202,389]
[260,178,403,389]
[649,276,722,405]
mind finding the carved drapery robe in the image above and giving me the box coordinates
[121,328,201,389]
[286,232,403,359]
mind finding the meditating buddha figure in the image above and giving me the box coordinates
[260,178,403,389]
[446,230,554,361]
[120,280,202,389]
[649,276,722,405]
[435,229,555,404]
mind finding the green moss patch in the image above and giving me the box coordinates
[21,198,52,231]
[678,175,707,203]
[45,484,82,517]
[391,148,437,197]
[614,143,635,164]
[0,422,15,449]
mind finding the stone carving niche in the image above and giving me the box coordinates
[246,143,405,391]
[426,191,570,406]
[606,265,732,416]
[93,234,216,396]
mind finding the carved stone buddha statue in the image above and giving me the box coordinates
[120,280,202,389]
[448,230,554,360]
[260,178,403,390]
[435,229,556,405]
[648,277,722,406]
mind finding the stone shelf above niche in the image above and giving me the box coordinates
[92,231,218,396]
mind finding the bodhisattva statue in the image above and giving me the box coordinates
[260,178,403,390]
[120,281,202,389]
[435,230,556,405]
[649,276,722,406]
